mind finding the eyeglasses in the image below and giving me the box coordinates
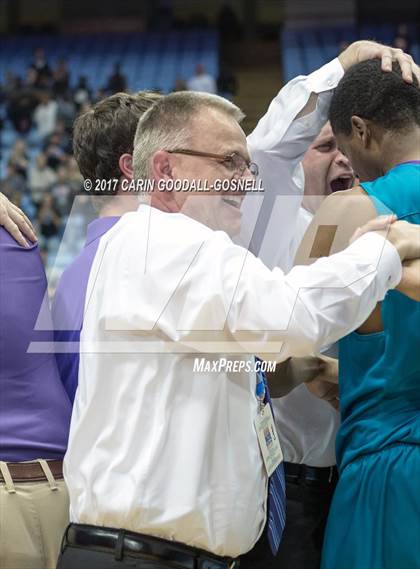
[167,148,259,177]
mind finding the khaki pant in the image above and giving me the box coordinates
[0,460,69,569]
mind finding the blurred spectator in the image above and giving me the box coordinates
[396,23,409,38]
[8,188,37,221]
[38,193,61,243]
[392,23,412,54]
[187,64,216,94]
[217,65,238,100]
[172,77,188,91]
[28,153,57,205]
[53,59,70,97]
[25,67,38,89]
[39,244,49,266]
[57,94,76,131]
[44,131,67,170]
[7,79,38,133]
[9,139,29,179]
[51,165,73,217]
[66,157,83,191]
[0,161,26,198]
[106,63,127,94]
[393,35,411,54]
[34,92,58,139]
[30,48,52,86]
[73,76,91,110]
[54,121,72,153]
[1,72,19,101]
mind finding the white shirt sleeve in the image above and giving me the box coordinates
[240,58,344,269]
[117,212,400,361]
[218,231,402,360]
[96,209,400,365]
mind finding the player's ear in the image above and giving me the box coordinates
[350,116,370,148]
[119,153,133,180]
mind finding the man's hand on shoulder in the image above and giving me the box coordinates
[0,193,37,247]
[294,186,377,266]
[351,216,420,263]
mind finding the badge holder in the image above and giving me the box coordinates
[254,373,283,477]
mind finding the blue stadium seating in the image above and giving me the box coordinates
[0,30,219,176]
[281,24,419,82]
[0,30,218,93]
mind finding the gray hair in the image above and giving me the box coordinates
[132,91,245,182]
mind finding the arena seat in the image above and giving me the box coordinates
[0,30,219,93]
[281,24,419,82]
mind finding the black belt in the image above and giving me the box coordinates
[284,462,338,486]
[63,523,239,569]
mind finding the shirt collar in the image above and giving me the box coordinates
[85,216,120,247]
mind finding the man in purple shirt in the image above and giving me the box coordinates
[52,91,162,403]
[0,205,72,568]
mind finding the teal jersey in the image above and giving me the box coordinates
[322,162,420,569]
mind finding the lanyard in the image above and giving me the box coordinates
[255,362,266,413]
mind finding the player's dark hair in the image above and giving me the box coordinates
[329,59,420,135]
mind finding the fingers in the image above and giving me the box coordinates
[328,397,340,411]
[350,214,397,244]
[9,207,37,243]
[380,47,419,83]
[10,202,35,233]
[318,382,340,410]
[0,215,29,248]
[380,49,394,72]
[0,193,37,245]
[392,49,418,83]
[317,358,339,384]
[305,378,339,401]
[353,41,419,84]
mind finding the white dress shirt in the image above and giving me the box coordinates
[272,207,340,466]
[64,202,401,557]
[240,59,345,466]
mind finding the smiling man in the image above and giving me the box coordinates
[132,98,252,237]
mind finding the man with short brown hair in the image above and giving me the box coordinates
[73,90,161,212]
[52,91,161,402]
